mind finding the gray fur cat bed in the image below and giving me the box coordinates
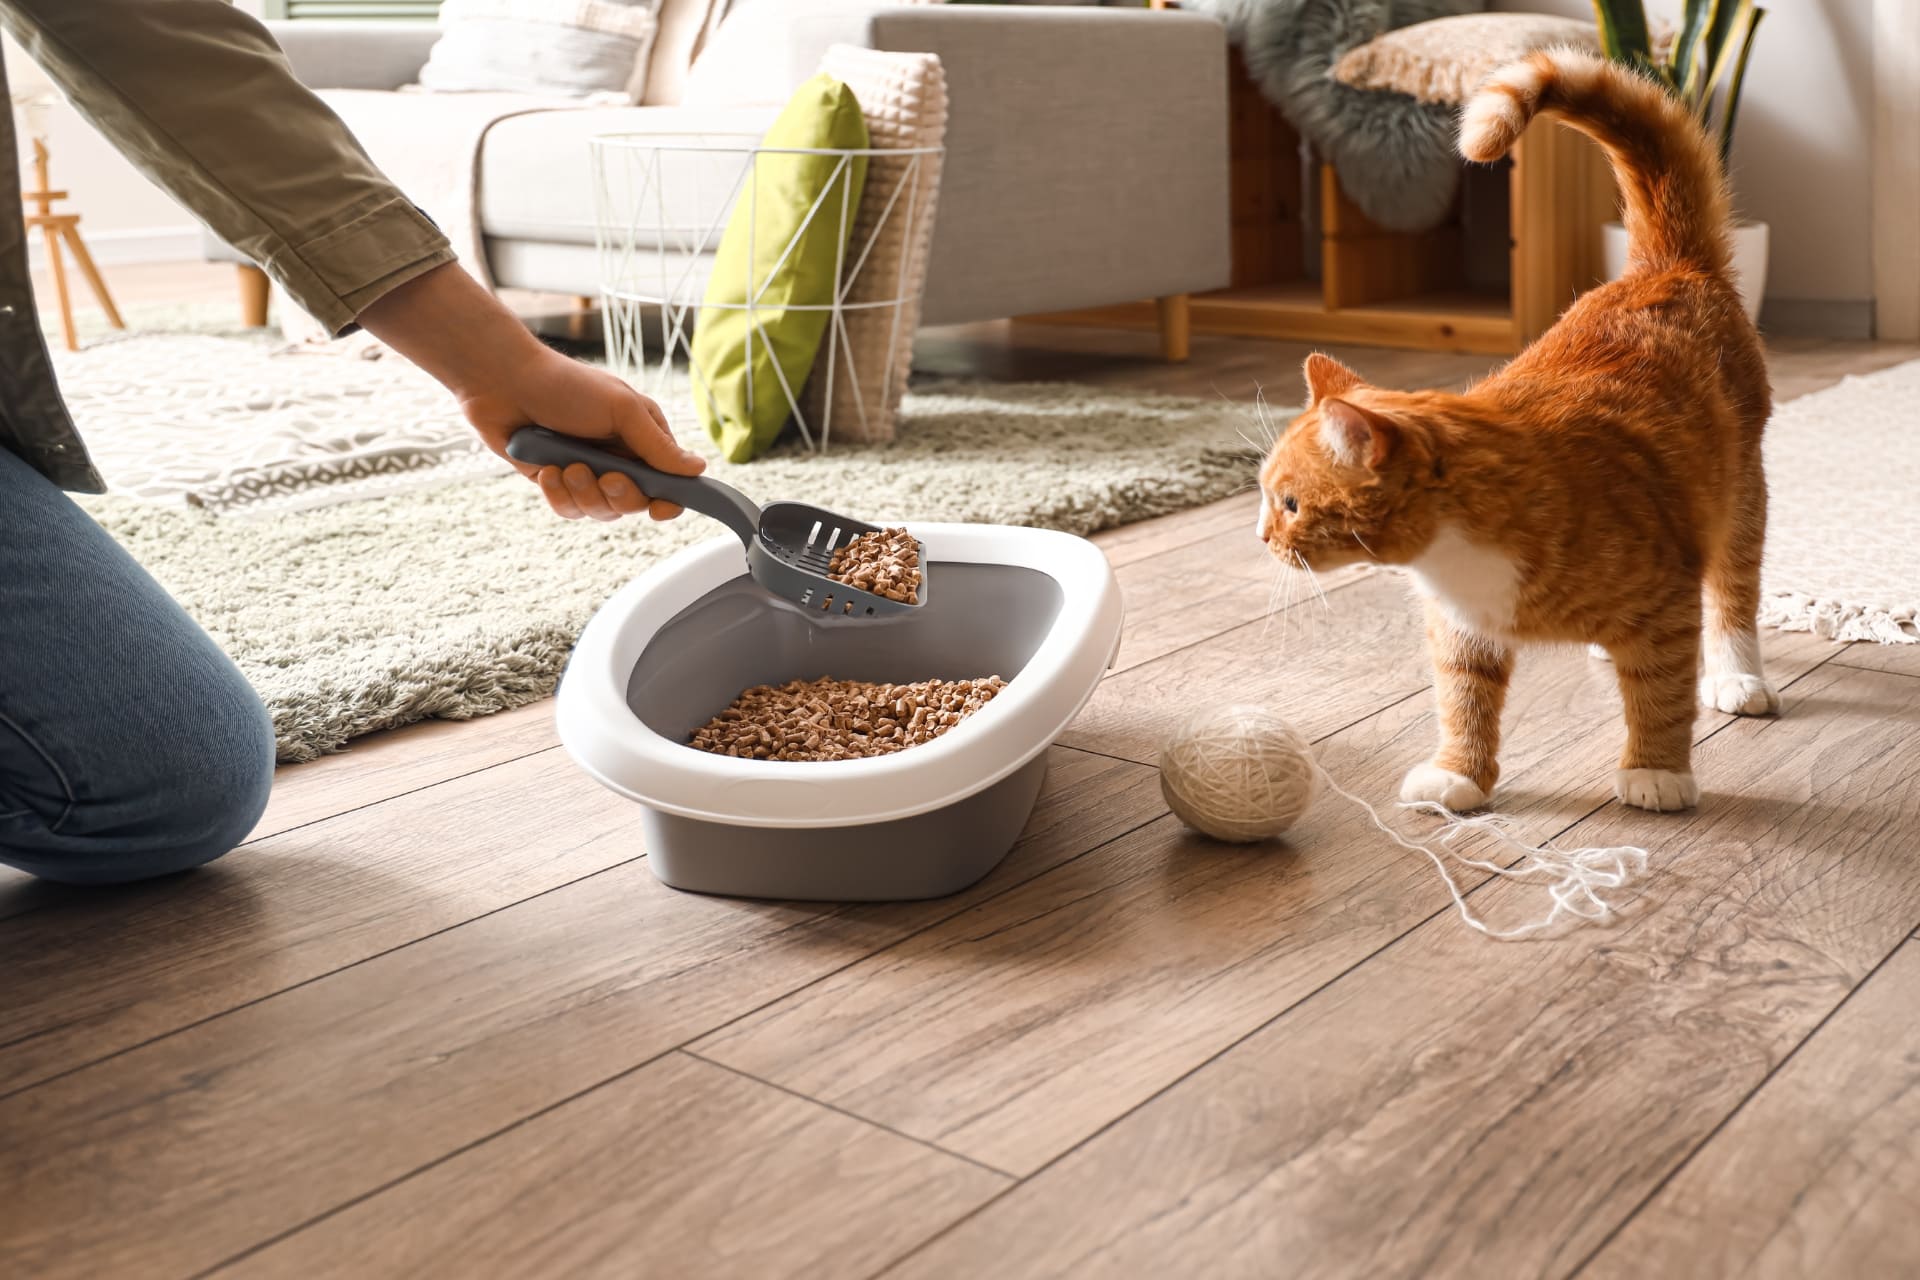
[1186,0,1484,233]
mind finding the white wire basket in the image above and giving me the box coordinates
[591,134,942,451]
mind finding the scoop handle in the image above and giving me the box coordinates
[505,426,759,545]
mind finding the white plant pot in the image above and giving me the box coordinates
[1601,221,1769,324]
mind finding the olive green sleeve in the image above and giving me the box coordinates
[0,0,455,334]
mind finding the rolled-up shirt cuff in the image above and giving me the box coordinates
[263,194,456,336]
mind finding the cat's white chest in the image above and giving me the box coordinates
[1406,526,1521,636]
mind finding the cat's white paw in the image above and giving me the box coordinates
[1699,672,1780,716]
[1400,763,1489,811]
[1587,643,1613,662]
[1614,768,1699,812]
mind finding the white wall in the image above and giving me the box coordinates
[1494,0,1875,334]
[5,1,269,266]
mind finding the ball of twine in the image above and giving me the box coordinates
[1158,703,1319,843]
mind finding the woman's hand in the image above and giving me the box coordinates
[357,263,705,521]
[458,347,703,522]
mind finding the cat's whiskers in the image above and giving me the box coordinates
[1260,550,1294,649]
[1352,531,1380,561]
[1294,550,1333,612]
[1251,383,1280,448]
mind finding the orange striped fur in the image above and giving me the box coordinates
[1256,50,1775,814]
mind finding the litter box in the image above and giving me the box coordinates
[555,523,1124,900]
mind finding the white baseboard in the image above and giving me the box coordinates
[26,225,203,271]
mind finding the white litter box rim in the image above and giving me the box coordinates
[556,523,1124,829]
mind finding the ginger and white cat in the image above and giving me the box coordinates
[1256,49,1775,813]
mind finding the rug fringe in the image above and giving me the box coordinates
[1761,592,1920,644]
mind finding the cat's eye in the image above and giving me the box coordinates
[1283,495,1299,514]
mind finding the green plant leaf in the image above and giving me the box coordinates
[1719,6,1764,167]
[1590,0,1653,65]
[1675,0,1720,103]
[1698,0,1752,90]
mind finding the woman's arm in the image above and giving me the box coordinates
[2,0,701,519]
[1,0,452,334]
[358,264,704,522]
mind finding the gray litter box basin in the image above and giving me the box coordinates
[554,525,1124,901]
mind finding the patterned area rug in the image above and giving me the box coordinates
[54,332,508,512]
[1759,359,1920,643]
[69,333,1255,761]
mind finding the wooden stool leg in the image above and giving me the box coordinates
[61,224,123,330]
[236,263,270,328]
[568,294,595,342]
[40,224,76,352]
[1156,293,1191,363]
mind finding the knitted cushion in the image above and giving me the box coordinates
[1332,12,1660,106]
[800,45,948,447]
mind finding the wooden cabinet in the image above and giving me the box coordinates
[1028,36,1617,356]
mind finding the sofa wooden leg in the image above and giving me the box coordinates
[1156,293,1191,363]
[237,263,270,328]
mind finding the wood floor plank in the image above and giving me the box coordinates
[0,703,564,924]
[1833,640,1920,679]
[219,1052,1007,1280]
[1108,523,1369,674]
[249,700,559,842]
[1059,568,1427,765]
[916,323,1501,402]
[1583,941,1920,1280]
[1759,337,1920,401]
[0,748,636,1095]
[878,662,1920,1280]
[1091,491,1262,568]
[0,746,1159,1280]
[694,632,1841,1177]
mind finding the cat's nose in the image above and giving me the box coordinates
[1256,494,1275,542]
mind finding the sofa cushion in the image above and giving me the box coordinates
[418,0,665,101]
[643,0,729,105]
[477,103,781,245]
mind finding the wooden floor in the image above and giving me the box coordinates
[5,308,1920,1278]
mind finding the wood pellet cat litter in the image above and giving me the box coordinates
[689,676,1007,761]
[825,528,921,604]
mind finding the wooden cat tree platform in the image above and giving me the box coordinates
[1026,25,1617,359]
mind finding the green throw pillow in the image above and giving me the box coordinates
[692,75,868,462]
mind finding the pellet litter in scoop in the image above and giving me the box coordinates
[688,676,1007,761]
[826,528,921,603]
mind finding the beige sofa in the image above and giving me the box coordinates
[211,1,1230,354]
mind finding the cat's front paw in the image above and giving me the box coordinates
[1400,763,1489,812]
[1614,768,1699,812]
[1699,673,1781,716]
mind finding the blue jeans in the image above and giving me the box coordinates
[0,445,275,884]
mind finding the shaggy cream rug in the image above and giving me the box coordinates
[1759,359,1920,644]
[73,338,1254,761]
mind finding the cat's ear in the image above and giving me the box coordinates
[1303,352,1364,407]
[1317,398,1397,470]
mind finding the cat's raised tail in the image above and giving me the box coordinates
[1458,49,1731,277]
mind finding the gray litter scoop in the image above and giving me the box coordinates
[507,426,927,618]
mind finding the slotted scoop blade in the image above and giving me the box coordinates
[507,427,927,618]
